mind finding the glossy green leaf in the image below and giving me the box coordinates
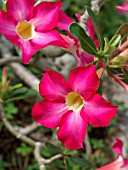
[86,6,103,50]
[70,23,98,55]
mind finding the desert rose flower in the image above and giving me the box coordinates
[32,65,117,150]
[0,0,68,64]
[97,139,128,170]
[57,11,100,66]
[116,1,128,13]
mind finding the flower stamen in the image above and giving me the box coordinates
[16,21,35,40]
[65,92,84,111]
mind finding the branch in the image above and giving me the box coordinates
[0,43,40,91]
[0,103,44,147]
[0,57,21,66]
[34,142,63,170]
[14,122,41,135]
[84,132,92,160]
[80,0,106,29]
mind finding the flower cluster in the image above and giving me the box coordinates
[2,0,128,155]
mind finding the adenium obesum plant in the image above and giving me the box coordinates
[97,138,128,170]
[32,65,117,150]
[57,10,100,66]
[0,0,68,64]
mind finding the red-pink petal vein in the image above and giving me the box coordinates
[0,11,18,43]
[58,111,88,150]
[7,0,34,21]
[17,39,38,64]
[39,70,71,100]
[57,10,74,31]
[31,30,68,49]
[32,100,67,128]
[68,65,99,95]
[30,1,62,32]
[81,93,117,127]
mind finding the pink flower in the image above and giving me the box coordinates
[32,65,117,150]
[57,11,99,66]
[116,2,128,13]
[0,0,68,64]
[97,138,128,170]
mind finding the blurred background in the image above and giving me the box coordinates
[0,0,128,170]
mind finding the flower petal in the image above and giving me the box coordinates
[17,39,37,64]
[97,156,125,170]
[30,1,62,32]
[116,2,128,13]
[68,65,99,95]
[7,0,34,22]
[32,100,67,128]
[81,93,117,127]
[0,11,18,43]
[57,10,74,31]
[39,70,71,100]
[86,18,99,47]
[32,30,69,49]
[112,139,123,156]
[58,111,88,150]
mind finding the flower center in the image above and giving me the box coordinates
[65,92,84,111]
[16,21,35,40]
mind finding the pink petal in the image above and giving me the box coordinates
[80,51,94,64]
[86,18,99,47]
[81,93,117,127]
[17,39,37,64]
[39,70,71,100]
[86,18,95,40]
[7,0,34,22]
[58,111,88,150]
[30,1,62,32]
[0,10,18,43]
[32,30,69,49]
[116,2,128,13]
[32,100,67,128]
[57,10,74,31]
[97,156,125,170]
[68,65,99,95]
[112,139,123,156]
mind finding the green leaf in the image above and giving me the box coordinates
[16,143,33,157]
[70,156,92,168]
[70,23,98,55]
[7,87,28,98]
[5,89,37,103]
[65,157,73,170]
[2,1,6,11]
[4,102,18,119]
[86,6,103,50]
[61,0,72,11]
[109,34,121,47]
[46,143,63,154]
[115,23,128,39]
